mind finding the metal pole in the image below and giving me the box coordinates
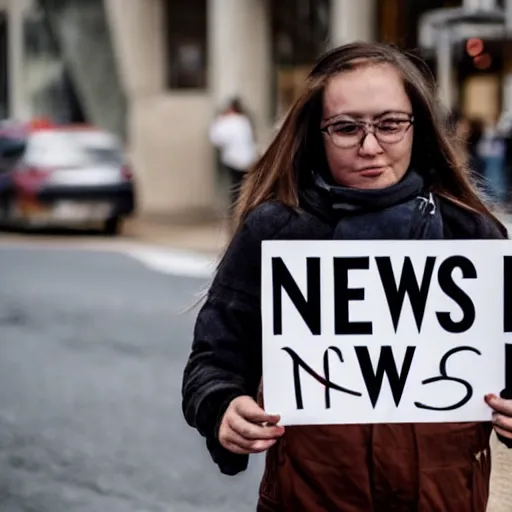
[506,0,512,31]
[436,27,453,111]
[502,0,512,113]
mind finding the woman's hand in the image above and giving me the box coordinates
[218,396,285,455]
[485,393,512,440]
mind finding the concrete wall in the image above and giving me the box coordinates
[105,0,274,217]
[3,0,380,217]
[330,0,377,46]
[39,0,126,137]
[105,0,214,217]
[208,0,271,139]
[130,94,214,216]
[106,0,378,217]
[103,0,378,217]
[104,0,165,98]
[5,0,32,120]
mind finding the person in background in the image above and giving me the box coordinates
[210,97,257,217]
[477,120,508,207]
[184,43,512,511]
[448,111,488,197]
[448,108,469,139]
[498,112,512,211]
[467,117,485,179]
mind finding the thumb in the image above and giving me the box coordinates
[235,396,281,424]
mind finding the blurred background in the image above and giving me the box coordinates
[2,0,512,225]
[0,1,511,511]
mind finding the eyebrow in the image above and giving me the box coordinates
[322,110,412,123]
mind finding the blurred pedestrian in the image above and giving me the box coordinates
[447,108,469,140]
[478,121,508,206]
[183,42,512,511]
[447,109,484,176]
[466,117,485,178]
[209,97,257,217]
[498,112,512,210]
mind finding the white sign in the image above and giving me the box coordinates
[261,240,512,426]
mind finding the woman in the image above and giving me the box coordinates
[182,43,512,511]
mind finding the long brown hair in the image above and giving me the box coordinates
[234,42,505,234]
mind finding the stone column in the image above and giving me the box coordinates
[330,0,377,47]
[104,0,165,99]
[436,28,454,111]
[208,0,271,137]
[8,0,32,120]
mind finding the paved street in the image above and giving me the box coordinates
[0,234,510,512]
[0,242,263,512]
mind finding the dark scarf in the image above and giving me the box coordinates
[299,169,444,240]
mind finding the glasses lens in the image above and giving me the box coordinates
[328,122,363,148]
[376,118,410,143]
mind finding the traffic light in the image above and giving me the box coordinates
[465,38,492,70]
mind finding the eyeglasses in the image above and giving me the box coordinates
[321,114,414,149]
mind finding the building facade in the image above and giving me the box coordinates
[3,0,512,217]
[103,0,377,218]
[378,0,512,126]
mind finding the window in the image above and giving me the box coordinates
[164,0,208,89]
[380,0,463,49]
[271,0,330,116]
[271,0,330,67]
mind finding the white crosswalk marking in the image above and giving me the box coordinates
[124,246,217,279]
[1,220,512,279]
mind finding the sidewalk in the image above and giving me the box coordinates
[124,210,512,257]
[489,434,512,512]
[123,214,231,256]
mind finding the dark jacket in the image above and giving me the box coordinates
[182,198,509,511]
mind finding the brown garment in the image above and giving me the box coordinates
[256,422,492,512]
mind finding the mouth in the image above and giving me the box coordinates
[358,165,388,177]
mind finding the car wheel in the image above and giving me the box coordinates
[103,216,122,236]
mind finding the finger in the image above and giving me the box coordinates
[493,424,512,440]
[492,412,512,435]
[223,427,278,454]
[235,399,281,424]
[223,430,255,452]
[223,440,251,455]
[485,394,512,416]
[229,413,285,440]
[226,424,280,450]
[224,430,278,454]
[229,414,285,441]
[247,438,278,453]
[224,440,277,455]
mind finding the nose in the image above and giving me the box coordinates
[359,132,384,156]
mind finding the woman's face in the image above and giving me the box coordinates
[321,64,414,189]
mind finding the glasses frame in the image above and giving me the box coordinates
[320,114,415,149]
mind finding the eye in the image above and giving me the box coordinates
[330,122,360,135]
[378,118,407,133]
